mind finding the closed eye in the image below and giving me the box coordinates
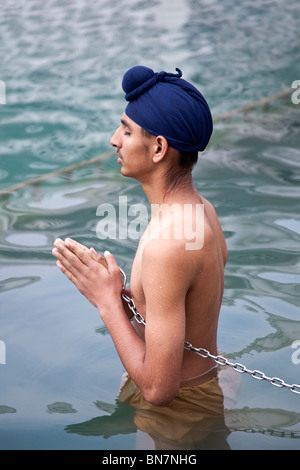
[121,118,132,135]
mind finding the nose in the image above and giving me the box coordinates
[110,127,121,149]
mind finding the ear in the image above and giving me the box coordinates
[152,136,168,164]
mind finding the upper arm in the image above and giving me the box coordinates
[140,239,198,404]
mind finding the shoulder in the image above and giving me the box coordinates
[202,196,228,264]
[141,237,203,288]
[143,236,200,261]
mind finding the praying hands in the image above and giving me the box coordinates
[52,238,124,312]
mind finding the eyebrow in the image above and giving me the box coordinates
[121,118,132,130]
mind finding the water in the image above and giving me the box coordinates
[0,0,300,450]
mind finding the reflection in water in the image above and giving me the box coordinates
[66,368,237,449]
[65,401,137,440]
[117,373,229,450]
[47,402,77,414]
[229,312,300,359]
[0,276,40,294]
[0,405,16,414]
[65,370,230,449]
[65,396,230,450]
[64,367,300,449]
[225,407,300,436]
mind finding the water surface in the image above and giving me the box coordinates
[0,0,300,450]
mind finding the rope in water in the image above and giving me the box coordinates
[0,150,115,196]
[212,87,292,122]
[0,87,293,196]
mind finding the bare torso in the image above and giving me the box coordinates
[129,195,227,385]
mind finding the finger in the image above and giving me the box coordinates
[54,238,108,269]
[65,241,108,268]
[90,247,108,269]
[53,246,81,279]
[67,238,93,256]
[104,250,120,275]
[56,259,80,288]
[64,238,92,266]
[53,239,88,276]
[104,251,123,292]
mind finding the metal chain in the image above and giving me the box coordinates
[120,268,147,327]
[184,342,300,395]
[119,269,300,395]
[237,428,300,439]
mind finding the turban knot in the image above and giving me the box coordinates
[122,66,213,152]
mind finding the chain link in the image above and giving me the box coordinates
[120,269,300,395]
[184,342,300,395]
[122,293,146,325]
[120,268,146,327]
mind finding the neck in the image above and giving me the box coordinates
[142,169,196,205]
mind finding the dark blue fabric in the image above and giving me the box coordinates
[122,66,213,152]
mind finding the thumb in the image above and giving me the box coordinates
[104,250,118,271]
[104,251,124,289]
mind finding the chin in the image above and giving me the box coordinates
[120,166,131,178]
[120,167,139,181]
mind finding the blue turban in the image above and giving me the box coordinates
[122,66,213,152]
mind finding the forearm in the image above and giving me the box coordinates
[99,301,181,406]
[99,302,158,400]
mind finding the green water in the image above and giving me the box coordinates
[0,0,300,450]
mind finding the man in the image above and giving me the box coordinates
[52,66,227,409]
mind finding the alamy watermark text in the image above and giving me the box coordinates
[292,340,300,365]
[96,196,204,250]
[0,340,6,364]
[0,80,6,105]
[291,80,300,104]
